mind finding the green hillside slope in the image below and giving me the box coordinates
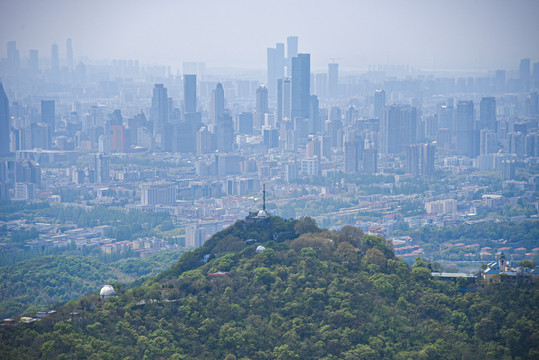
[0,216,537,359]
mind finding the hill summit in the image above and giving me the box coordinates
[1,216,538,359]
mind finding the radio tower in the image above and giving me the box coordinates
[263,184,266,211]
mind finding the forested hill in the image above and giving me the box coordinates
[1,216,538,359]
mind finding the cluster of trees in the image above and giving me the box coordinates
[0,250,184,319]
[1,217,536,359]
[406,220,539,252]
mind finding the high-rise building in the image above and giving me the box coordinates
[211,83,225,125]
[286,36,298,76]
[520,58,530,92]
[291,54,310,119]
[315,73,327,98]
[420,143,435,177]
[373,90,385,119]
[380,105,417,155]
[267,43,285,98]
[0,83,10,156]
[310,95,320,134]
[41,100,55,139]
[455,100,474,157]
[66,38,73,69]
[479,97,496,132]
[255,85,268,129]
[363,148,378,174]
[237,112,253,135]
[151,84,168,141]
[533,62,539,90]
[7,41,20,76]
[28,50,39,75]
[51,44,59,71]
[344,141,360,173]
[90,153,110,183]
[277,78,292,123]
[140,182,176,206]
[183,74,197,114]
[328,63,339,98]
[406,144,420,177]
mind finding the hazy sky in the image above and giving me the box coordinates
[1,0,538,72]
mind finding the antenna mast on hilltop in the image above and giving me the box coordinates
[263,184,266,211]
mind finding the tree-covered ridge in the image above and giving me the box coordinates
[0,217,537,359]
[0,250,184,320]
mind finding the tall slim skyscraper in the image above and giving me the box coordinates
[7,41,20,75]
[291,54,310,119]
[66,38,73,69]
[533,62,539,90]
[310,95,320,134]
[328,63,339,98]
[374,90,386,119]
[267,43,285,98]
[151,84,168,138]
[406,144,420,177]
[344,141,360,173]
[287,36,298,60]
[51,44,59,71]
[479,97,496,131]
[183,74,197,114]
[28,50,39,75]
[455,100,474,157]
[211,83,225,125]
[41,100,55,147]
[0,83,10,156]
[380,105,417,155]
[255,85,269,129]
[315,73,327,98]
[286,36,298,76]
[520,58,530,92]
[420,143,435,177]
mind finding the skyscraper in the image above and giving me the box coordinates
[277,78,292,123]
[344,141,360,173]
[0,83,10,156]
[7,41,20,76]
[420,143,435,177]
[520,58,530,92]
[267,43,285,98]
[406,144,420,177]
[479,97,496,132]
[286,36,298,75]
[183,74,197,114]
[291,54,310,120]
[28,50,39,75]
[41,100,55,148]
[255,85,268,129]
[66,38,73,69]
[455,100,474,157]
[328,63,339,98]
[151,84,168,140]
[374,90,385,119]
[51,44,59,71]
[211,83,225,125]
[380,105,417,155]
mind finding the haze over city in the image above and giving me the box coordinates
[0,1,539,358]
[1,0,539,71]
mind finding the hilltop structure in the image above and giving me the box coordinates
[481,252,538,284]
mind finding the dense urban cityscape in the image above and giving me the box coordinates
[1,35,537,268]
[0,1,538,358]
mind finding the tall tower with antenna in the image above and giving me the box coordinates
[263,184,266,212]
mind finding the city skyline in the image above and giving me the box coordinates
[0,0,538,72]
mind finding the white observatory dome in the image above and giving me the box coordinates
[100,285,116,299]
